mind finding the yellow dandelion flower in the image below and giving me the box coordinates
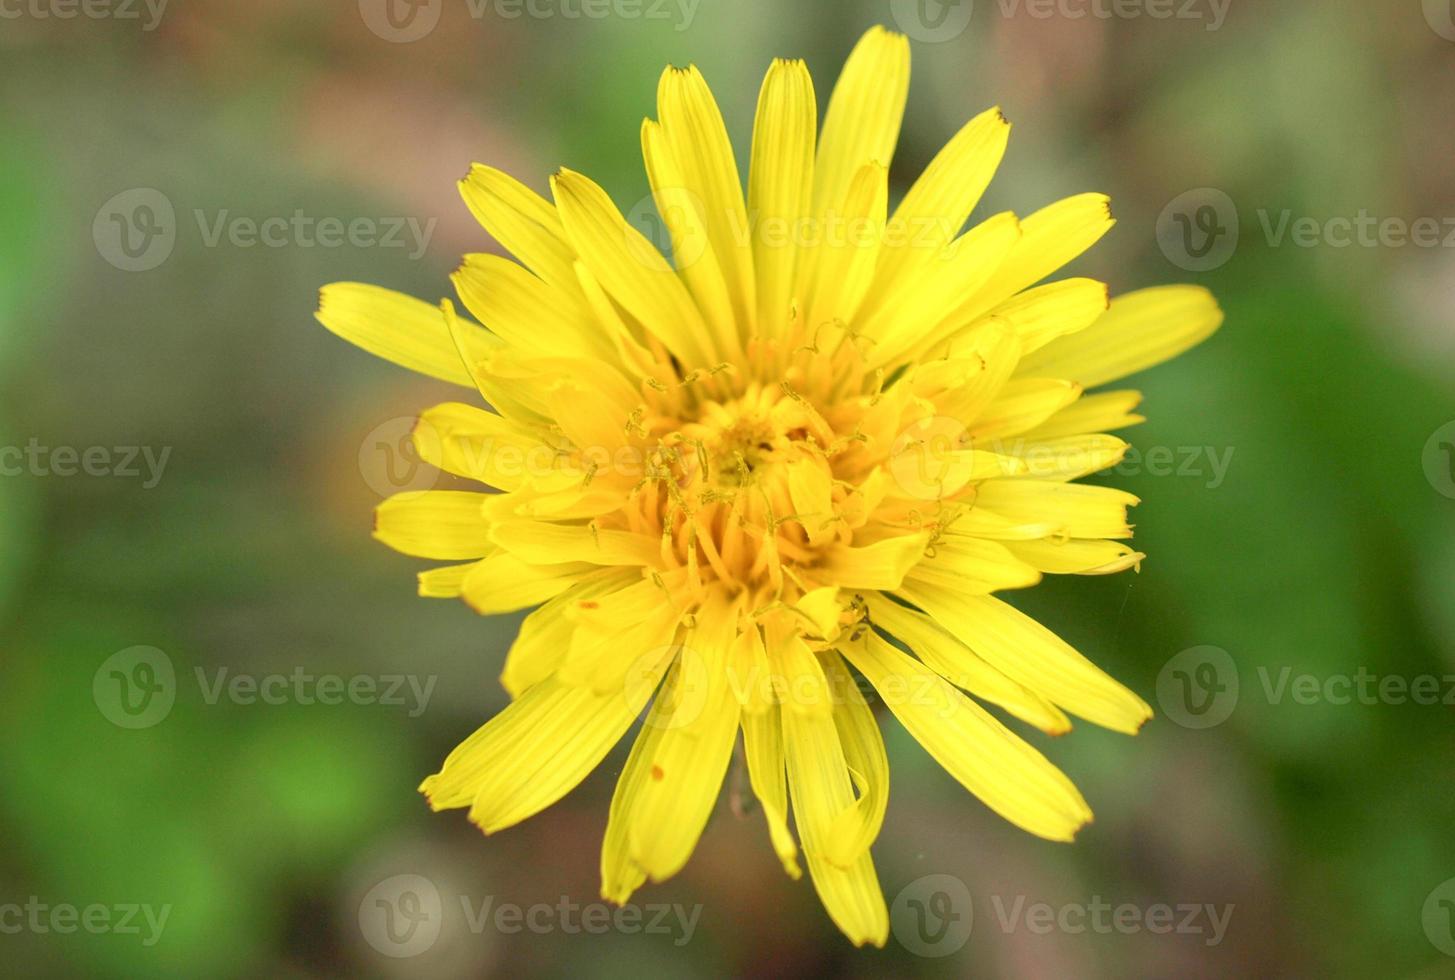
[316,25,1222,947]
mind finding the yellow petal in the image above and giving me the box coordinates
[640,118,737,357]
[865,211,1022,367]
[799,162,888,336]
[842,633,1093,841]
[964,193,1115,314]
[550,168,715,367]
[655,65,757,338]
[601,667,678,905]
[740,708,802,878]
[419,673,650,826]
[1021,390,1145,440]
[1017,285,1224,388]
[822,654,889,867]
[1006,537,1145,576]
[490,520,659,567]
[973,479,1139,540]
[417,562,478,599]
[988,277,1109,355]
[970,378,1082,441]
[458,163,583,295]
[895,586,1153,733]
[414,401,559,493]
[459,553,595,615]
[814,26,910,218]
[316,283,496,386]
[995,434,1129,481]
[452,253,605,361]
[906,534,1043,594]
[876,106,1010,292]
[501,569,641,698]
[373,490,493,560]
[782,691,888,947]
[819,532,928,590]
[626,598,742,881]
[864,594,1070,734]
[748,58,816,335]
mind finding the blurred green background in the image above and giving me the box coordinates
[3,0,1454,976]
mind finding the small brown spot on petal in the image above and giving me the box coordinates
[651,765,665,781]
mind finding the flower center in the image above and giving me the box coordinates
[605,337,889,603]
